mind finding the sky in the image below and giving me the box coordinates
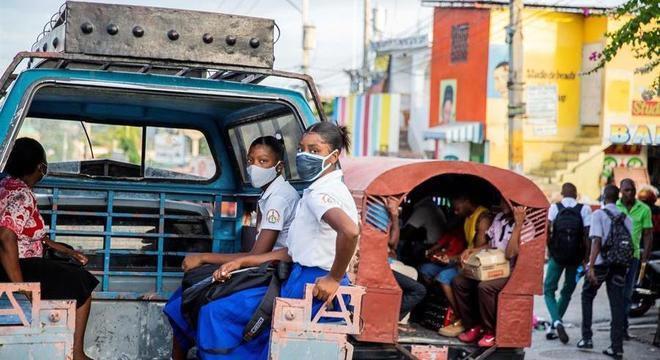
[0,0,433,96]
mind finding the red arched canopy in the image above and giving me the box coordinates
[341,157,548,209]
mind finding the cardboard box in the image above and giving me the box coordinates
[462,249,510,281]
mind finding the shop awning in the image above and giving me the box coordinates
[423,121,484,143]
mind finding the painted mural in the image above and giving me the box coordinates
[332,93,401,157]
[439,79,457,124]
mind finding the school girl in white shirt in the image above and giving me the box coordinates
[199,122,360,359]
[164,136,299,360]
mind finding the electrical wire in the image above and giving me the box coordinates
[384,0,580,77]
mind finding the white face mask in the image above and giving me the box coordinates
[247,163,279,188]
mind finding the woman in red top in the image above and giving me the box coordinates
[0,138,98,360]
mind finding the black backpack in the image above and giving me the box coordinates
[549,203,585,265]
[181,261,291,355]
[602,209,634,266]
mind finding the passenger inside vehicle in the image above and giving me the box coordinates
[436,192,491,337]
[384,196,427,326]
[386,184,526,348]
[193,121,359,359]
[451,199,527,347]
[163,136,300,360]
[0,138,98,360]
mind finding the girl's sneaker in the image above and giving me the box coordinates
[478,332,496,347]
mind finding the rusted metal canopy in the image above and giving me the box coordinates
[342,157,548,209]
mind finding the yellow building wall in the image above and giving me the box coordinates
[485,9,585,171]
[602,16,658,138]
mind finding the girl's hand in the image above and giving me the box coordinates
[460,249,473,264]
[313,275,340,302]
[69,250,88,266]
[381,196,399,218]
[182,254,205,272]
[213,259,242,282]
[433,253,450,264]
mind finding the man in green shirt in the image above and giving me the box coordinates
[616,178,653,339]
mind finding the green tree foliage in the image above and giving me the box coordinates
[591,0,659,92]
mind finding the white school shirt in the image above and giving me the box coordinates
[286,170,359,271]
[257,175,300,250]
[548,197,592,226]
[589,203,633,266]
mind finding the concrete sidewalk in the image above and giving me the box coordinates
[528,276,659,360]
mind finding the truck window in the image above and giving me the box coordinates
[228,113,303,181]
[18,117,216,181]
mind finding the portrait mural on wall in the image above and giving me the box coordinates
[487,44,508,99]
[439,79,457,124]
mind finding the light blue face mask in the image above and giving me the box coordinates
[295,150,337,182]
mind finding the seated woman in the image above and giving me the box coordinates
[0,138,98,360]
[197,121,359,359]
[436,194,491,337]
[385,197,426,325]
[451,199,527,347]
[164,136,299,359]
[418,225,465,334]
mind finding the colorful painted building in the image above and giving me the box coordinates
[333,34,431,158]
[423,0,657,200]
[333,93,402,156]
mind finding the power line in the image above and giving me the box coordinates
[385,0,576,76]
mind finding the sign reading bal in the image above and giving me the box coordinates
[610,124,660,145]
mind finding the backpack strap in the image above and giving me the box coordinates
[198,263,290,356]
[556,203,565,212]
[602,208,616,220]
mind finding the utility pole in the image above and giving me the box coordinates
[301,0,314,75]
[507,0,525,172]
[362,0,371,93]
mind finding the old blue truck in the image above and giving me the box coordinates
[0,2,346,358]
[0,3,549,360]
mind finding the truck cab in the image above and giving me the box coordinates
[0,2,326,358]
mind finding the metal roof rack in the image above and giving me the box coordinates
[0,51,327,123]
[32,1,275,69]
[0,2,327,121]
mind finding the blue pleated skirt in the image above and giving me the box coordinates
[163,264,350,360]
[163,286,194,351]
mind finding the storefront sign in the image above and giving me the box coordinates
[450,24,469,63]
[631,100,659,117]
[372,34,428,52]
[609,124,660,145]
[526,84,558,136]
[154,133,186,165]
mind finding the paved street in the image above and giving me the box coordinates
[529,274,659,360]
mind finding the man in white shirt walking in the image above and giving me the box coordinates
[544,183,592,343]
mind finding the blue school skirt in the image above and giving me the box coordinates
[163,287,194,352]
[195,263,350,360]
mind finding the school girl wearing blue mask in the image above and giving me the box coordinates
[197,122,360,359]
[164,136,299,360]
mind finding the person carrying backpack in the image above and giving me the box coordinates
[578,185,633,360]
[617,179,653,340]
[544,183,592,343]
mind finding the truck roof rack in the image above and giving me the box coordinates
[0,2,327,122]
[32,1,275,69]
